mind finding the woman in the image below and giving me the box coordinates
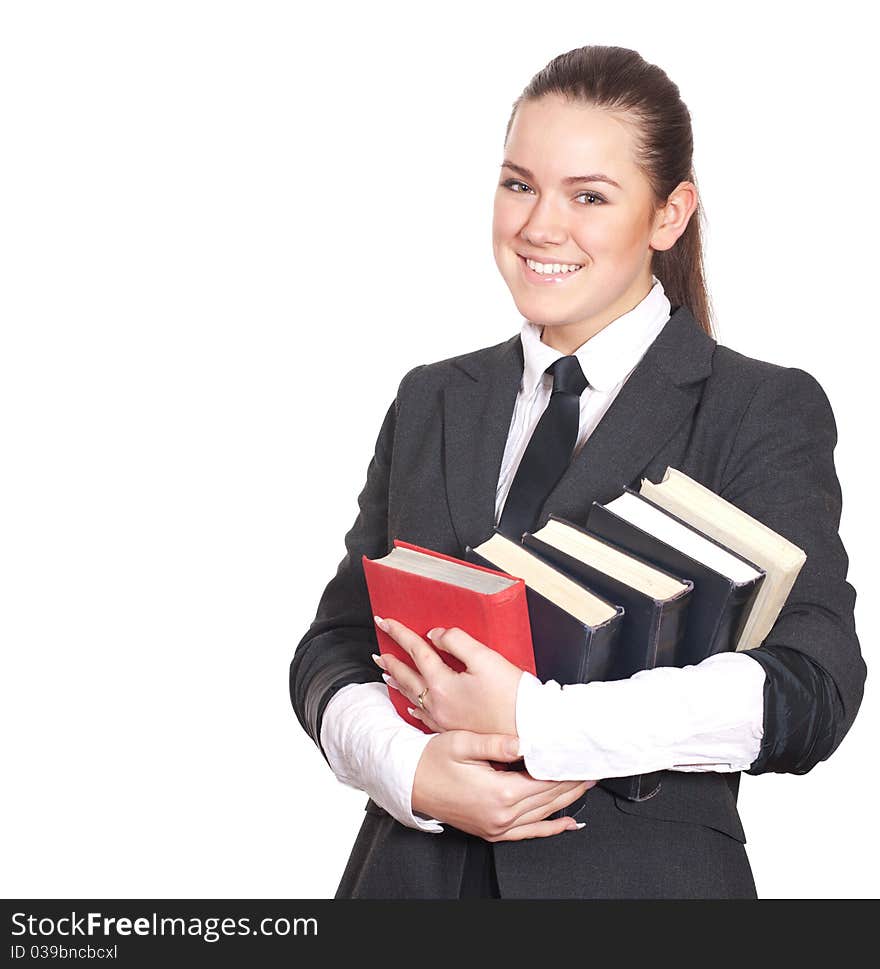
[289,45,865,899]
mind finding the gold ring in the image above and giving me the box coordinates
[417,687,429,710]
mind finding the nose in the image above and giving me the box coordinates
[520,197,568,247]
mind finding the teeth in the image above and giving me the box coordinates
[526,258,583,275]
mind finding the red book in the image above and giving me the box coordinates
[362,539,536,733]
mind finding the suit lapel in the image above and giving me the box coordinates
[443,335,523,552]
[443,305,716,550]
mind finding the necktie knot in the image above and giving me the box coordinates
[546,355,588,397]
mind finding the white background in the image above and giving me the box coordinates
[2,1,876,899]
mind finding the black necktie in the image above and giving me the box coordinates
[497,355,589,541]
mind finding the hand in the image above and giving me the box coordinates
[372,616,523,736]
[413,730,596,841]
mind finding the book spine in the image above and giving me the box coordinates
[578,613,622,683]
[652,586,693,670]
[703,580,758,659]
[727,571,767,652]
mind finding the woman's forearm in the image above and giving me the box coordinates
[320,682,444,832]
[515,651,766,780]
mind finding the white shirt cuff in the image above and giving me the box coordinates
[320,681,444,833]
[515,651,766,780]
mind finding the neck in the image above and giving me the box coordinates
[539,275,654,355]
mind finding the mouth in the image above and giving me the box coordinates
[517,254,585,285]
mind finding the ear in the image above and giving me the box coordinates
[650,180,699,252]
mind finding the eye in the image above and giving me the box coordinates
[501,178,533,194]
[575,191,606,206]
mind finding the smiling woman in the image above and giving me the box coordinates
[289,44,865,899]
[493,94,701,351]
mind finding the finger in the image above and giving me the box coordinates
[454,732,522,765]
[376,652,424,702]
[425,626,482,668]
[493,767,584,802]
[496,775,593,819]
[509,778,583,812]
[490,815,584,843]
[407,705,443,733]
[377,616,448,681]
[510,781,593,827]
[495,778,583,822]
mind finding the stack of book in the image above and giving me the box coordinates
[363,467,806,813]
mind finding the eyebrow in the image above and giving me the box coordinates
[500,160,622,190]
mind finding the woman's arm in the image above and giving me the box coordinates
[507,365,860,780]
[717,365,865,774]
[320,682,444,832]
[513,652,766,779]
[290,367,423,760]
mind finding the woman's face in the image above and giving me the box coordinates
[492,95,670,349]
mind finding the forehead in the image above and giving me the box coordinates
[505,96,640,182]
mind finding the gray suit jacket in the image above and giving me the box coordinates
[290,304,865,899]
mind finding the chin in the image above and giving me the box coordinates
[513,303,569,328]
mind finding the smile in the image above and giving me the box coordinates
[518,254,585,284]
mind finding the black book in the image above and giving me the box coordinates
[465,530,623,819]
[522,514,694,802]
[586,488,766,667]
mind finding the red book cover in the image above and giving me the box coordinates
[362,539,536,733]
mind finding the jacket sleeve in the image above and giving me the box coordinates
[289,366,424,763]
[718,366,866,774]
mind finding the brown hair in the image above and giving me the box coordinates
[504,45,715,337]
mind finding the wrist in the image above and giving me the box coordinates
[410,734,435,818]
[505,670,525,737]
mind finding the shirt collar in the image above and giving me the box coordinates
[519,275,672,394]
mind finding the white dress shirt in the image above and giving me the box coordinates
[319,275,766,833]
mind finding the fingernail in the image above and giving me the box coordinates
[572,822,586,830]
[374,615,389,631]
[371,653,386,669]
[406,706,419,716]
[427,627,446,640]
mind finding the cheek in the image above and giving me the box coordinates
[572,212,643,259]
[492,196,521,240]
